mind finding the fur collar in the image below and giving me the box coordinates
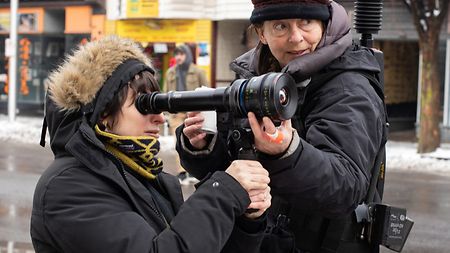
[48,36,152,111]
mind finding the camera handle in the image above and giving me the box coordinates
[231,128,259,214]
[217,112,259,213]
[231,128,257,160]
[217,112,257,160]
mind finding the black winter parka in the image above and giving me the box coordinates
[31,96,266,253]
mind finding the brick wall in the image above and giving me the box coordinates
[376,40,419,104]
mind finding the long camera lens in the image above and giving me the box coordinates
[135,72,298,121]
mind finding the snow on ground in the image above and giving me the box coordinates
[1,115,449,173]
[387,141,450,173]
[0,114,175,151]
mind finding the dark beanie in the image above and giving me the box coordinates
[250,0,331,24]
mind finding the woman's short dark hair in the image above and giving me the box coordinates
[101,70,160,128]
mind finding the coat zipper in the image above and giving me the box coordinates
[114,157,170,228]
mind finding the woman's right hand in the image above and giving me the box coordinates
[225,160,271,218]
[183,111,208,149]
[245,186,271,219]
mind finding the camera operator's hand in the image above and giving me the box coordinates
[248,112,293,155]
[225,160,270,218]
[183,111,209,149]
[245,187,272,219]
[225,160,270,192]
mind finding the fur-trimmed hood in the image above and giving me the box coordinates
[48,36,152,111]
[43,36,154,156]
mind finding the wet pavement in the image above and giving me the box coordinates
[0,139,449,253]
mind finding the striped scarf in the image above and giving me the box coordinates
[95,125,163,180]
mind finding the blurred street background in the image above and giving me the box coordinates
[1,0,450,252]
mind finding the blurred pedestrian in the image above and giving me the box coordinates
[164,44,209,184]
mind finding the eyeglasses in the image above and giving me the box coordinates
[267,19,318,37]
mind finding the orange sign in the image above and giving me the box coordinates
[65,6,92,34]
[19,38,30,96]
[3,58,8,94]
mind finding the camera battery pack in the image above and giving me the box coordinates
[371,204,414,252]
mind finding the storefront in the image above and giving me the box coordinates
[105,0,213,89]
[0,3,105,112]
[107,18,212,88]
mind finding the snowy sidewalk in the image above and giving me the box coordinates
[1,114,449,173]
[0,114,175,151]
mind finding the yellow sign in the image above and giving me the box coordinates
[0,13,9,33]
[126,0,158,18]
[115,19,211,43]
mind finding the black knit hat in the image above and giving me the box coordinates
[250,0,331,24]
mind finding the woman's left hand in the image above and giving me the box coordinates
[247,112,293,156]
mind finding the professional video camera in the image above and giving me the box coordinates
[135,72,298,159]
[353,1,413,252]
[136,72,297,121]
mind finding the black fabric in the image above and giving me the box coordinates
[260,196,298,253]
[124,164,175,223]
[299,47,388,205]
[292,60,387,253]
[39,116,47,147]
[44,94,83,157]
[250,3,330,23]
[147,180,174,223]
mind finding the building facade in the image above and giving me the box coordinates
[0,0,105,112]
[2,0,449,142]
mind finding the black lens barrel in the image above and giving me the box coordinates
[135,88,228,114]
[135,72,298,121]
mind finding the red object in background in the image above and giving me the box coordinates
[169,57,176,67]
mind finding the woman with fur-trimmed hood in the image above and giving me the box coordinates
[31,36,271,253]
